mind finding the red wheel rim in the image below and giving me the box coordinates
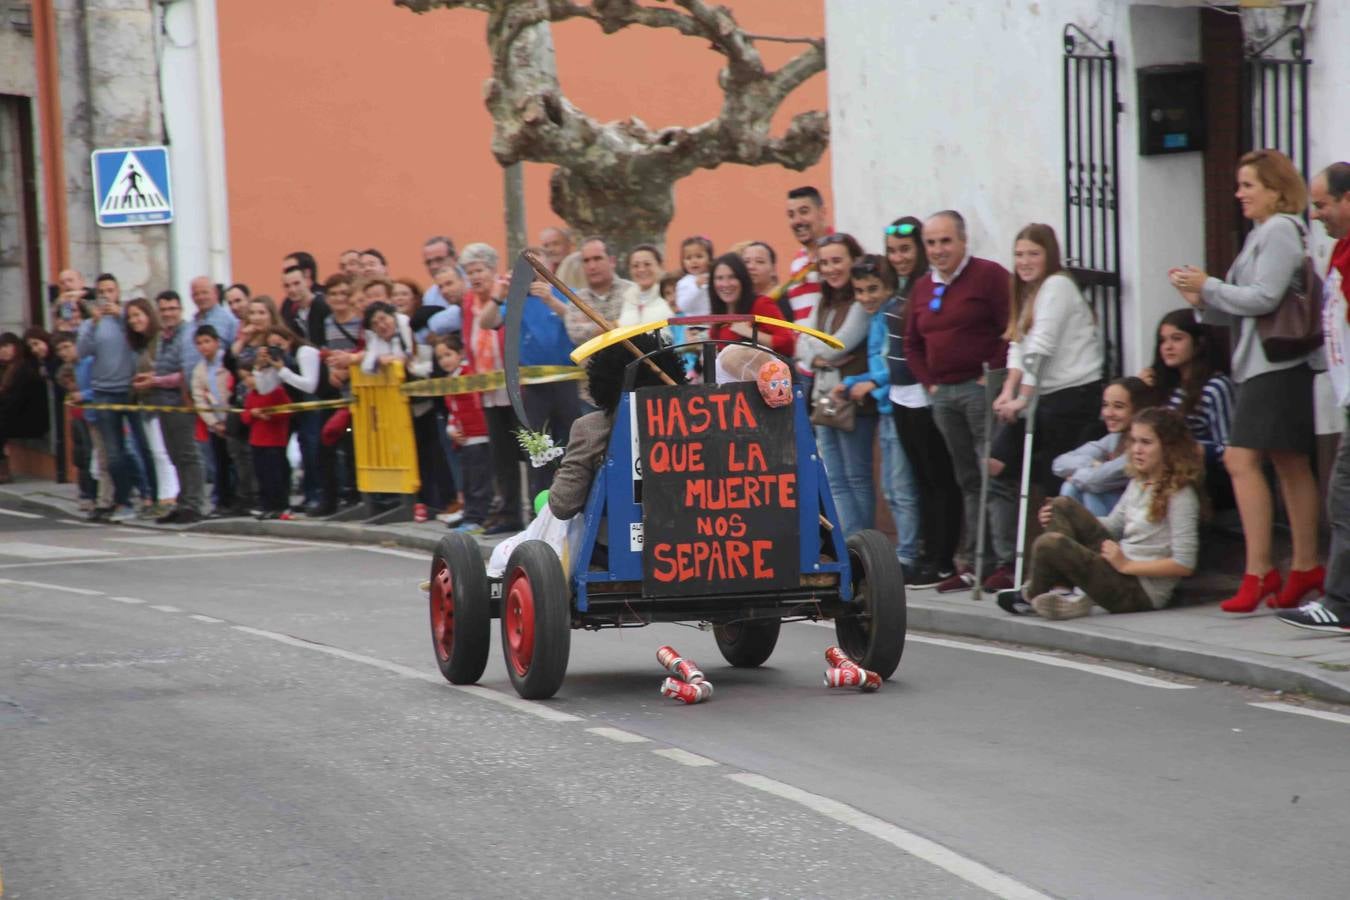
[430,562,454,662]
[504,570,536,677]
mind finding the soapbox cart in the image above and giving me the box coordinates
[427,316,907,699]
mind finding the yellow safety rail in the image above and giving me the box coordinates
[350,361,420,495]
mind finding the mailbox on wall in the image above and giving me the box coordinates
[1137,65,1206,155]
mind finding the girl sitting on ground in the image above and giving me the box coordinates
[1052,376,1155,516]
[1000,406,1201,619]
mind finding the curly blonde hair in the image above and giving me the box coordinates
[1126,407,1202,522]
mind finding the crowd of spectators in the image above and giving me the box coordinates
[1,150,1347,631]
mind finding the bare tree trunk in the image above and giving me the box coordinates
[549,166,674,254]
[503,162,526,259]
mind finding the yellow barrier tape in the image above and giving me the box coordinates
[399,365,585,398]
[65,397,353,415]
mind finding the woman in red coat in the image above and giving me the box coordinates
[706,253,795,357]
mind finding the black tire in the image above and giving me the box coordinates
[500,540,571,700]
[713,618,782,668]
[834,529,907,679]
[429,533,491,684]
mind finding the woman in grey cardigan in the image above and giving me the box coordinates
[1169,149,1324,613]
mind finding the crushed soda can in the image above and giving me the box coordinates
[660,677,714,704]
[823,666,881,692]
[656,645,706,684]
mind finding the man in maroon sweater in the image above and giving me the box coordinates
[905,210,1017,592]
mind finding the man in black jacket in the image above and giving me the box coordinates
[280,265,330,347]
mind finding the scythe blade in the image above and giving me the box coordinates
[502,253,537,429]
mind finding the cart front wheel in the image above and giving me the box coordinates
[501,540,571,700]
[429,533,491,684]
[713,618,781,668]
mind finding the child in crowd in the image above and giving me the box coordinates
[240,358,293,519]
[834,255,922,575]
[1000,407,1201,619]
[1052,377,1154,515]
[434,334,492,535]
[191,324,257,516]
[1140,309,1235,508]
[54,334,97,510]
[675,235,714,318]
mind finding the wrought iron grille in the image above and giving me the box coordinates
[1242,23,1311,183]
[1062,24,1122,377]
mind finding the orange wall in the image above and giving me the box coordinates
[216,0,829,293]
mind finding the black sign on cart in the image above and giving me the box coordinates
[637,382,799,598]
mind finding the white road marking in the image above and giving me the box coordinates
[108,535,267,552]
[0,542,116,560]
[0,507,42,519]
[108,596,146,604]
[1249,701,1350,726]
[651,748,718,767]
[0,545,329,571]
[0,578,104,596]
[62,520,102,527]
[908,634,1194,689]
[728,773,1052,900]
[229,625,581,723]
[586,726,650,744]
[807,623,1193,690]
[188,614,225,624]
[356,546,429,561]
[150,604,182,613]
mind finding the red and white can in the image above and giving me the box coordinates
[656,645,706,684]
[824,646,854,669]
[822,666,882,692]
[660,676,714,704]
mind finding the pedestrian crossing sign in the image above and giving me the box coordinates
[91,146,174,227]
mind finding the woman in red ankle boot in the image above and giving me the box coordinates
[1169,150,1325,613]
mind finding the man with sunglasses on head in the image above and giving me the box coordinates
[905,210,1015,594]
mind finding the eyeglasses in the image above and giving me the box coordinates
[929,283,947,312]
[885,223,918,237]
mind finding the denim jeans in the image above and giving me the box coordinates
[294,411,322,506]
[929,380,1016,567]
[816,415,877,537]
[1059,481,1121,517]
[91,390,149,508]
[878,413,920,564]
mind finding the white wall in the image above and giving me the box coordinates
[160,0,232,312]
[826,0,1342,376]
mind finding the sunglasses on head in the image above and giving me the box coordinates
[816,234,850,248]
[850,260,881,278]
[885,223,918,237]
[929,283,947,312]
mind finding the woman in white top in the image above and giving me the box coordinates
[618,243,673,328]
[991,223,1104,494]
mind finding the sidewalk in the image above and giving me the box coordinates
[5,476,1349,706]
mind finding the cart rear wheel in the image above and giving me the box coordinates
[834,529,907,679]
[429,533,491,684]
[713,618,781,668]
[501,540,571,700]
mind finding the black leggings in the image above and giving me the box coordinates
[893,404,962,572]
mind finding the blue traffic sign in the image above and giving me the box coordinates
[91,146,174,228]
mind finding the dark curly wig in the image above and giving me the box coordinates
[586,332,686,414]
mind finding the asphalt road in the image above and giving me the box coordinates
[3,502,1349,899]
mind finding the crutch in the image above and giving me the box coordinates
[971,364,1007,601]
[1012,357,1046,591]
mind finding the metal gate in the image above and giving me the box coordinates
[1242,23,1311,183]
[1062,24,1123,376]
